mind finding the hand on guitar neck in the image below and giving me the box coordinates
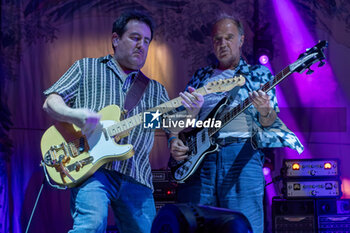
[179,86,204,119]
[169,86,204,161]
[249,84,277,127]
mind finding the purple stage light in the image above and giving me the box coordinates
[263,167,271,176]
[272,0,337,106]
[259,54,269,65]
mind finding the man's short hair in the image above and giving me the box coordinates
[212,13,244,36]
[112,10,155,40]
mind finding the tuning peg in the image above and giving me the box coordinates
[318,61,325,67]
[306,69,314,75]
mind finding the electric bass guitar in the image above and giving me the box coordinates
[171,40,328,182]
[40,76,245,188]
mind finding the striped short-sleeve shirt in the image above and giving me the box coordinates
[44,54,170,190]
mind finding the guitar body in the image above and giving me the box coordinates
[172,97,229,182]
[40,105,134,188]
[173,130,218,182]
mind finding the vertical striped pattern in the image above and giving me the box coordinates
[44,55,170,190]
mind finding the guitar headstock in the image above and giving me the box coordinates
[204,75,246,93]
[290,40,328,74]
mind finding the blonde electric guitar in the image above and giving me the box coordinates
[40,76,246,188]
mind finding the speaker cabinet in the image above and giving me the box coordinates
[272,198,316,233]
[273,198,350,233]
[316,199,350,232]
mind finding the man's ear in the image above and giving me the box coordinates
[239,35,245,48]
[112,32,119,47]
[113,38,119,47]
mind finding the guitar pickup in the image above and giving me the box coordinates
[66,156,94,172]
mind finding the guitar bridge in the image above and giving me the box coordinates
[43,138,88,167]
[44,143,69,167]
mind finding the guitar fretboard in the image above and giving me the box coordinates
[105,79,239,137]
[208,65,292,136]
[106,76,245,137]
[106,96,184,137]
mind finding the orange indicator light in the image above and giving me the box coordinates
[292,163,300,170]
[324,163,332,169]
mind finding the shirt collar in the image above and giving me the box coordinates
[209,57,250,75]
[100,54,139,82]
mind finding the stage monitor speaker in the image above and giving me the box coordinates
[272,198,316,233]
[151,203,252,233]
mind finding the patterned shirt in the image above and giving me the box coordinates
[44,54,170,189]
[186,58,304,153]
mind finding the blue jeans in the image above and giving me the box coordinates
[69,168,156,233]
[177,141,265,233]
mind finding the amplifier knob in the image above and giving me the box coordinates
[322,203,331,213]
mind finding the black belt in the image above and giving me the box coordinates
[216,137,249,146]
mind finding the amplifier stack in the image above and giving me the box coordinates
[281,159,341,199]
[152,169,177,212]
[106,170,177,233]
[272,158,349,233]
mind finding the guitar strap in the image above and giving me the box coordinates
[123,71,150,117]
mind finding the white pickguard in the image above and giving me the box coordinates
[86,120,133,164]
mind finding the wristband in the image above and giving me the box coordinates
[168,136,178,148]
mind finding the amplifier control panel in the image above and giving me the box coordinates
[282,159,339,178]
[283,180,341,198]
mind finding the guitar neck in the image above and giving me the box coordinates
[107,85,211,137]
[208,65,292,136]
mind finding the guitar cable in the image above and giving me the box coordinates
[41,161,67,190]
[24,178,44,233]
[25,162,67,233]
[265,175,282,187]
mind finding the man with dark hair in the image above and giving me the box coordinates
[112,11,155,41]
[43,10,203,233]
[170,15,303,233]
